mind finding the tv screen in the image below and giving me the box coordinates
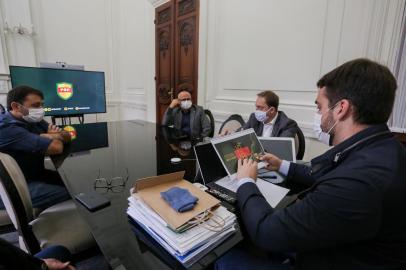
[9,66,106,116]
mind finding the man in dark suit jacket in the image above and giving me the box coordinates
[242,90,299,138]
[216,59,406,270]
[162,90,211,139]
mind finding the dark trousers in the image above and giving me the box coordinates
[35,245,72,262]
[0,169,70,211]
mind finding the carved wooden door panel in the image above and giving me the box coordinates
[155,0,199,123]
[155,1,174,123]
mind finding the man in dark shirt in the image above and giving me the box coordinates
[0,86,71,210]
[161,90,211,139]
[216,59,406,269]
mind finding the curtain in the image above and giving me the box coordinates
[389,4,406,132]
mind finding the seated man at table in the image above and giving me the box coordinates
[0,86,71,210]
[216,59,406,269]
[228,90,299,137]
[162,90,211,139]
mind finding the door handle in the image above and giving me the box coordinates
[167,88,174,100]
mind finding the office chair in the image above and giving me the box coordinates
[0,104,5,114]
[294,127,306,160]
[204,109,215,137]
[218,114,245,135]
[0,152,95,255]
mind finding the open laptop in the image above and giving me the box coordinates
[209,129,290,207]
[210,128,267,176]
[259,137,296,162]
[257,137,296,183]
[193,142,237,205]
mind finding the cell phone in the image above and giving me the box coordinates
[75,192,111,212]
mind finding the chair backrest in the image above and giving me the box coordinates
[0,152,39,253]
[218,114,245,135]
[203,109,215,137]
[294,127,306,160]
[0,104,5,114]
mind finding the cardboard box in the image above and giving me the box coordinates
[133,171,220,231]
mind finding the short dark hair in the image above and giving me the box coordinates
[317,58,397,125]
[257,90,279,110]
[7,86,44,111]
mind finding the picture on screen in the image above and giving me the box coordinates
[9,66,106,116]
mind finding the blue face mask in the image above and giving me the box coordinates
[254,108,270,122]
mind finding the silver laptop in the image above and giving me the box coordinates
[259,137,296,162]
[210,128,266,178]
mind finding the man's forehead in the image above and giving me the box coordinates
[178,91,191,98]
[24,94,42,103]
[315,87,327,104]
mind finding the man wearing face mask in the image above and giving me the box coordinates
[0,86,71,211]
[162,90,211,139]
[241,90,299,138]
[215,59,406,270]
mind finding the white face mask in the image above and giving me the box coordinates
[313,104,339,146]
[254,108,270,122]
[22,107,45,123]
[180,100,192,110]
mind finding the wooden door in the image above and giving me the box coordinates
[155,0,199,124]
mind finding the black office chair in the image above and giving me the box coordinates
[218,114,245,135]
[0,104,5,114]
[294,127,306,160]
[204,109,215,137]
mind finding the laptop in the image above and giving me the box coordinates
[209,129,290,207]
[210,128,267,176]
[193,142,237,205]
[259,137,296,162]
[257,137,296,183]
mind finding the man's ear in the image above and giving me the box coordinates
[336,99,351,121]
[10,101,20,111]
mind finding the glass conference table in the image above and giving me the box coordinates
[51,120,243,270]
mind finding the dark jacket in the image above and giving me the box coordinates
[243,111,299,138]
[237,124,406,270]
[161,105,211,138]
[0,238,43,270]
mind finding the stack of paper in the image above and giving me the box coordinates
[127,194,237,267]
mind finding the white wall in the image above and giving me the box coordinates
[198,0,405,160]
[0,0,404,160]
[0,0,156,123]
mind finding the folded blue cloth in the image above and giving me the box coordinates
[160,187,198,212]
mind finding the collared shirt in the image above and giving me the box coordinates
[0,112,51,182]
[261,112,278,137]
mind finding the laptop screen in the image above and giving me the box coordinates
[259,137,296,162]
[194,142,228,184]
[210,129,265,176]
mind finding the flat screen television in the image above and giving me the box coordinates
[9,66,106,116]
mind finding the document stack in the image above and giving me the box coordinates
[127,194,236,267]
[126,171,238,267]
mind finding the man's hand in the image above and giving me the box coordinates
[47,124,62,134]
[169,99,180,109]
[260,153,282,171]
[237,158,257,181]
[43,258,76,270]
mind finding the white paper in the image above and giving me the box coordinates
[215,176,289,208]
[127,195,237,256]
